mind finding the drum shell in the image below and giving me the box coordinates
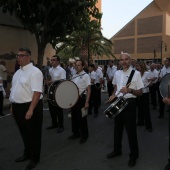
[103,97,128,119]
[48,80,63,107]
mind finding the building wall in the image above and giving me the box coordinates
[0,25,56,68]
[110,1,170,62]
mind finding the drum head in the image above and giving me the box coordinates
[159,73,170,98]
[55,80,79,109]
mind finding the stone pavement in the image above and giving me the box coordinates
[0,92,169,170]
[3,98,11,109]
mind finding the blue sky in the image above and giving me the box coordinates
[101,0,153,39]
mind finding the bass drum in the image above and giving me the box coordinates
[48,80,79,109]
[103,96,128,119]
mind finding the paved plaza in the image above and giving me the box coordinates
[0,92,169,170]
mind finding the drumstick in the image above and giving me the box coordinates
[104,83,131,103]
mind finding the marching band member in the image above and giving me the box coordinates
[45,55,66,133]
[88,64,98,117]
[69,59,91,144]
[135,61,153,132]
[94,63,103,107]
[157,58,170,119]
[107,53,144,167]
[147,63,158,110]
[106,60,117,97]
[10,48,43,170]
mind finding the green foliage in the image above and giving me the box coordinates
[55,22,115,62]
[0,0,102,67]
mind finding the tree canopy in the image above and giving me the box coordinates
[0,0,102,68]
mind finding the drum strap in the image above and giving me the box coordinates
[71,73,86,80]
[126,70,135,87]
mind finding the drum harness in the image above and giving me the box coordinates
[71,72,87,98]
[122,70,135,101]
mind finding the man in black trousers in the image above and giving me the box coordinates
[10,48,43,170]
[107,53,144,167]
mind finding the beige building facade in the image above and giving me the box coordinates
[0,11,55,73]
[0,1,102,71]
[110,0,170,63]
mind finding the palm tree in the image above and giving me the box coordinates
[55,24,115,64]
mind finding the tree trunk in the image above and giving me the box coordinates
[37,44,46,69]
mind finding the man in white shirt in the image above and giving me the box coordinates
[45,55,66,133]
[158,58,170,118]
[107,53,144,167]
[0,61,7,89]
[69,59,91,144]
[88,64,98,117]
[147,63,158,110]
[10,48,43,170]
[94,63,103,107]
[106,60,117,97]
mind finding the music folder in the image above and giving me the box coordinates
[81,107,88,117]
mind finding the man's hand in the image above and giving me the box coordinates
[163,97,170,105]
[84,101,89,109]
[108,95,115,102]
[25,110,33,120]
[120,87,129,94]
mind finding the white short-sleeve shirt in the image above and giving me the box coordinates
[147,69,158,83]
[49,65,66,81]
[72,71,91,94]
[9,63,43,103]
[141,71,150,93]
[95,68,103,83]
[160,66,170,78]
[89,71,97,84]
[106,65,117,80]
[112,67,144,99]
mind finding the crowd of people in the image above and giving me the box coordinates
[1,47,170,170]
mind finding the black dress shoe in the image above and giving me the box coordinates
[15,155,29,162]
[46,125,58,130]
[79,138,87,144]
[0,113,4,117]
[94,114,98,118]
[57,128,64,133]
[25,161,38,170]
[165,160,170,170]
[136,123,144,126]
[106,151,122,159]
[146,127,153,132]
[157,115,164,119]
[128,158,136,167]
[68,134,80,140]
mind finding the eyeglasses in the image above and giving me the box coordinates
[51,59,57,61]
[16,54,29,58]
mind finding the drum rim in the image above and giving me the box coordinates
[47,80,64,107]
[55,80,79,109]
[48,80,79,109]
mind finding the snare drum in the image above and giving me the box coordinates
[48,80,79,109]
[103,96,128,119]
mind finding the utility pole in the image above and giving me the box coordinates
[154,49,156,63]
[160,41,163,63]
[160,41,168,63]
